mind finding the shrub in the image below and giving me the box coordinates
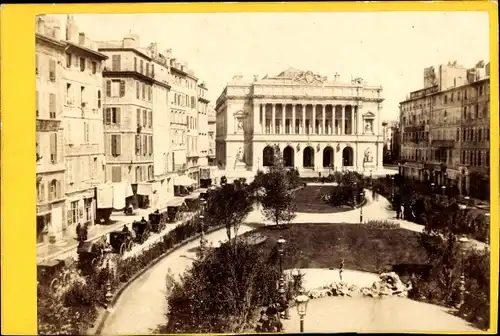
[160,240,281,333]
[366,220,400,229]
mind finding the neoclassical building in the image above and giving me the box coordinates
[215,68,385,179]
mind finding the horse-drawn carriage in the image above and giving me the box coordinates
[149,211,167,233]
[37,259,66,291]
[132,219,151,243]
[77,240,106,272]
[110,230,134,255]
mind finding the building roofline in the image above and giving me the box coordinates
[98,47,152,61]
[66,41,108,60]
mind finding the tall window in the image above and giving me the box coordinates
[134,57,137,71]
[135,166,141,182]
[79,57,86,72]
[111,134,121,156]
[37,181,45,202]
[140,59,144,73]
[84,122,89,143]
[148,110,153,127]
[104,107,121,125]
[49,93,56,118]
[136,108,141,126]
[97,90,101,108]
[111,55,121,71]
[49,132,57,164]
[68,201,78,225]
[148,165,153,180]
[49,59,56,81]
[92,61,97,74]
[142,83,146,99]
[135,135,141,155]
[136,81,140,99]
[148,136,153,155]
[143,109,147,127]
[49,179,58,200]
[142,135,147,156]
[84,198,92,221]
[106,80,125,97]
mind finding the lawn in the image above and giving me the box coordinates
[292,186,352,213]
[244,223,428,273]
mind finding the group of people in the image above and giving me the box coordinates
[255,305,284,332]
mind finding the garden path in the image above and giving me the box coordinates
[100,224,255,335]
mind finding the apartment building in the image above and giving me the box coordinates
[207,104,216,166]
[197,83,211,183]
[36,16,66,244]
[98,34,158,208]
[399,61,490,199]
[63,16,107,231]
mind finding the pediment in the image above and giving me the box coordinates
[233,109,247,117]
[363,111,376,118]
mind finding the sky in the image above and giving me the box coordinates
[51,11,489,121]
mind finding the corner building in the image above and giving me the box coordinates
[215,68,385,179]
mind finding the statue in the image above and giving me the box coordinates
[365,120,372,133]
[364,148,373,163]
[236,147,244,163]
[237,120,244,132]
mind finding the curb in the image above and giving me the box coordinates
[92,223,226,335]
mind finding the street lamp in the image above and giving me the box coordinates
[198,198,208,258]
[390,176,395,201]
[353,182,358,209]
[295,288,310,333]
[457,237,469,309]
[484,213,490,248]
[441,185,446,196]
[276,237,289,319]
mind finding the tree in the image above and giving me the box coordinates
[206,182,253,244]
[258,145,296,227]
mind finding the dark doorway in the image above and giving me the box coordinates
[342,147,354,167]
[323,146,334,167]
[283,146,294,167]
[263,146,275,166]
[303,146,314,168]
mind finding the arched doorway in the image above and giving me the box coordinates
[303,146,314,168]
[283,146,294,167]
[342,147,354,167]
[323,146,334,167]
[263,146,275,166]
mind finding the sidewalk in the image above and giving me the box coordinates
[37,191,203,263]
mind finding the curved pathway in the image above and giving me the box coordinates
[101,224,255,335]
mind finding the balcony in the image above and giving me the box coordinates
[174,163,187,173]
[36,119,61,132]
[431,140,455,148]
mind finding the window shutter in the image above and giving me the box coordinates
[116,135,121,156]
[134,57,137,71]
[143,109,147,127]
[106,80,111,97]
[148,110,153,127]
[56,181,62,198]
[136,81,140,99]
[151,64,155,77]
[49,59,56,80]
[49,93,56,116]
[142,135,147,155]
[136,135,141,154]
[137,108,141,126]
[115,108,121,125]
[148,85,152,101]
[49,133,57,160]
[120,80,126,97]
[149,136,153,155]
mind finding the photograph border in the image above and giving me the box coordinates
[1,2,498,334]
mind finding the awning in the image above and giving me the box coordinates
[137,182,153,196]
[174,175,196,186]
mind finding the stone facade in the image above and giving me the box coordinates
[215,68,384,177]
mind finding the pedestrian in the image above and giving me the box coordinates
[339,259,345,281]
[82,223,88,241]
[400,203,405,220]
[76,223,82,241]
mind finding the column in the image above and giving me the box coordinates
[272,104,276,134]
[322,105,326,135]
[292,104,296,134]
[261,103,265,134]
[312,106,316,134]
[281,104,285,134]
[302,104,306,134]
[332,105,335,135]
[351,105,355,135]
[341,105,346,135]
[254,103,260,134]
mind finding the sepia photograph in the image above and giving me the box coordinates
[34,9,492,335]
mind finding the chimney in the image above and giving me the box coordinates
[79,32,85,46]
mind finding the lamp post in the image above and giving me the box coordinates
[276,237,289,319]
[295,288,310,333]
[359,190,365,223]
[457,237,469,309]
[441,185,446,196]
[484,213,490,249]
[198,198,208,258]
[391,176,395,201]
[353,182,358,209]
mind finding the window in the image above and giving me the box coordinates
[111,166,122,182]
[111,134,121,156]
[142,135,147,155]
[136,108,141,126]
[135,166,141,182]
[134,57,137,71]
[148,165,153,180]
[478,129,482,141]
[84,122,89,143]
[148,85,152,101]
[79,57,85,72]
[135,135,141,155]
[151,64,155,77]
[112,55,121,71]
[49,132,57,163]
[92,61,97,74]
[142,83,146,99]
[444,95,447,104]
[97,90,101,108]
[148,110,153,127]
[80,86,86,107]
[143,109,147,127]
[140,59,144,73]
[49,59,56,81]
[106,80,125,98]
[37,181,45,202]
[456,129,460,141]
[191,96,196,108]
[136,81,140,99]
[148,136,153,155]
[104,107,121,125]
[67,200,78,225]
[49,179,59,201]
[146,63,149,76]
